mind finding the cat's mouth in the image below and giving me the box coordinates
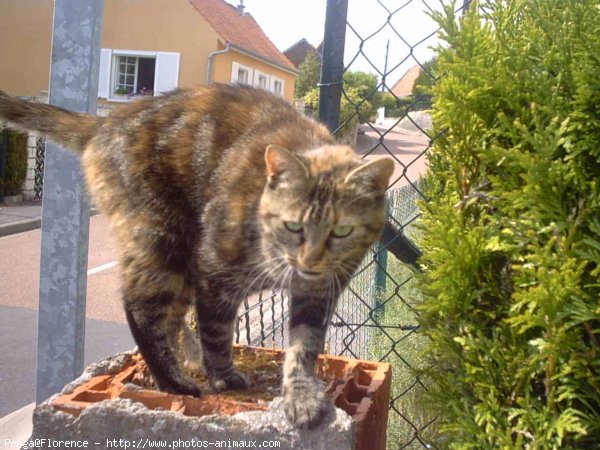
[296,269,326,281]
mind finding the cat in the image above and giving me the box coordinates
[0,84,393,429]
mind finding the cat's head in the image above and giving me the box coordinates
[258,144,394,286]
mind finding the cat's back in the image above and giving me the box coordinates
[83,84,332,215]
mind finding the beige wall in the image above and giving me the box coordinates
[0,0,53,97]
[212,47,296,101]
[0,0,295,101]
[102,0,219,90]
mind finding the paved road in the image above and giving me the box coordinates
[357,123,430,189]
[1,214,125,323]
[0,215,134,418]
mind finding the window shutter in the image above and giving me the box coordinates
[154,52,180,95]
[98,49,112,98]
[231,62,240,83]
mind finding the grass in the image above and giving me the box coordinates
[369,253,439,450]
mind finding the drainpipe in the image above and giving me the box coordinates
[206,43,231,84]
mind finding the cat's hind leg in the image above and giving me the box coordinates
[195,285,248,392]
[119,235,201,397]
[124,290,200,396]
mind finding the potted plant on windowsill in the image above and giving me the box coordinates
[112,87,133,100]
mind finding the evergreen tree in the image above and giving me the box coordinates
[418,0,600,447]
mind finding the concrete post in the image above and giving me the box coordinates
[36,0,104,403]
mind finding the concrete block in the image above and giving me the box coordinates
[28,347,391,450]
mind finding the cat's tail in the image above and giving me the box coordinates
[0,90,104,153]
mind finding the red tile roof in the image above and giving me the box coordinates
[189,0,296,72]
[391,65,422,97]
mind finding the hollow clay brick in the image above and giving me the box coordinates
[46,346,391,450]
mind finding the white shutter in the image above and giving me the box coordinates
[98,49,112,98]
[154,52,180,95]
[231,62,240,83]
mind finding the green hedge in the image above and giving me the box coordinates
[0,127,28,197]
[418,0,600,448]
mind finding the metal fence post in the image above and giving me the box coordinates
[318,0,349,132]
[373,201,389,319]
[36,0,104,403]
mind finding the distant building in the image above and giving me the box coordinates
[284,38,322,69]
[391,65,423,97]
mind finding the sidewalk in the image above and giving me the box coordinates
[0,203,43,237]
[0,203,100,237]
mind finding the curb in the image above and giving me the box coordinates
[0,402,35,443]
[0,208,99,238]
[0,217,42,237]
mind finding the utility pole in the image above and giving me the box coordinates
[382,39,390,91]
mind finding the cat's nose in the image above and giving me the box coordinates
[299,244,325,268]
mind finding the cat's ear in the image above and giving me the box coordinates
[265,145,309,185]
[344,157,395,191]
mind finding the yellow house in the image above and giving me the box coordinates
[0,0,297,102]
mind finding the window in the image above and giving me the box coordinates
[253,70,270,90]
[231,62,285,97]
[238,67,250,85]
[271,77,284,97]
[231,62,254,85]
[98,49,180,101]
[113,56,156,96]
[258,74,268,89]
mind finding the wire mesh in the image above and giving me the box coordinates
[234,1,471,448]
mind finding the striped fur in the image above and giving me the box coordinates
[0,84,393,428]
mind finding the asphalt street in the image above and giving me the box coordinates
[0,215,134,418]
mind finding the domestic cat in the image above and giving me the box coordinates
[0,84,393,428]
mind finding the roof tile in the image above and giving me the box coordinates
[189,0,296,72]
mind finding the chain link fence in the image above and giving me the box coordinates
[234,1,471,448]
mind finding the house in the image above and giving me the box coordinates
[0,0,297,103]
[0,0,296,200]
[284,38,322,69]
[390,65,423,97]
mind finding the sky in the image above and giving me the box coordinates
[225,0,446,87]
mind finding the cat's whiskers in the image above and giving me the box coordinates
[239,256,288,304]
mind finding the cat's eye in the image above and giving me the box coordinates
[284,221,303,233]
[331,225,354,238]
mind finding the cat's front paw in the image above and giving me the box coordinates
[210,369,249,392]
[283,378,329,429]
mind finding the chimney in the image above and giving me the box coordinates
[236,0,245,15]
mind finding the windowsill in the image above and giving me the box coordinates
[106,96,131,103]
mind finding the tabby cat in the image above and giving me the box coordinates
[0,84,393,428]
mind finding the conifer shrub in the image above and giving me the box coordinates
[0,127,28,197]
[417,1,600,447]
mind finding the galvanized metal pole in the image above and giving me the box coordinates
[318,0,349,133]
[36,0,104,403]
